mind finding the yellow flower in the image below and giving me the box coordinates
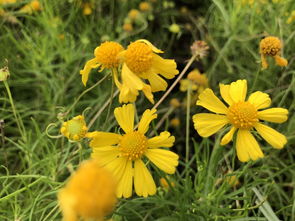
[159,177,175,189]
[259,36,288,69]
[0,0,16,5]
[82,2,92,15]
[60,115,88,141]
[169,98,181,108]
[19,0,41,14]
[192,79,288,162]
[87,104,179,198]
[169,24,180,33]
[139,1,151,11]
[114,39,179,103]
[123,23,133,32]
[287,10,295,24]
[170,117,180,128]
[180,69,209,96]
[80,41,124,86]
[58,160,117,221]
[128,9,140,20]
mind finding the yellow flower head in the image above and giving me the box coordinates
[114,39,179,104]
[123,23,133,32]
[58,160,117,221]
[192,79,288,162]
[128,9,140,20]
[180,69,209,95]
[0,0,16,5]
[170,117,180,128]
[19,0,41,14]
[159,177,175,189]
[169,98,181,108]
[287,10,295,24]
[139,1,151,11]
[259,36,288,69]
[82,2,92,15]
[80,41,124,86]
[60,115,88,141]
[87,104,179,198]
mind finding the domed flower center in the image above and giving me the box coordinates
[125,42,153,73]
[94,41,124,69]
[60,116,88,141]
[260,36,281,56]
[227,101,258,129]
[119,131,148,160]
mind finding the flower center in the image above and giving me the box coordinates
[60,116,88,141]
[260,36,281,56]
[227,101,258,129]
[94,41,124,69]
[119,131,148,161]
[125,42,153,73]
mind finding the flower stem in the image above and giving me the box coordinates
[185,81,192,164]
[103,70,115,130]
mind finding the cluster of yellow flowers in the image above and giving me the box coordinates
[57,36,289,220]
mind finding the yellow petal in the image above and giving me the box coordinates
[138,109,157,134]
[114,104,135,133]
[247,91,271,110]
[104,157,128,184]
[119,84,139,103]
[80,58,99,86]
[136,39,164,53]
[142,84,154,104]
[219,83,233,106]
[192,113,229,137]
[86,132,121,148]
[145,149,178,174]
[229,79,247,102]
[236,129,264,162]
[121,64,144,90]
[146,72,168,92]
[261,55,268,69]
[148,131,175,148]
[196,89,228,114]
[274,55,288,67]
[220,127,236,145]
[151,54,179,79]
[134,160,156,197]
[255,123,287,149]
[116,160,133,198]
[91,146,120,167]
[258,108,288,123]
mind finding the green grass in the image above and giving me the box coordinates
[0,0,294,220]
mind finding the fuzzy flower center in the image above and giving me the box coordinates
[260,36,281,56]
[119,131,148,160]
[125,42,153,73]
[60,116,88,141]
[227,101,258,129]
[94,41,124,69]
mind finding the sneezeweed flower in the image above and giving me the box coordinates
[80,41,124,86]
[159,176,175,189]
[287,10,295,24]
[60,115,88,141]
[82,2,92,15]
[170,117,180,128]
[128,9,140,20]
[19,0,41,14]
[58,160,117,221]
[169,98,181,108]
[87,104,179,198]
[192,79,288,162]
[123,23,133,32]
[259,36,288,69]
[115,39,179,103]
[191,40,209,60]
[139,1,151,12]
[180,69,208,95]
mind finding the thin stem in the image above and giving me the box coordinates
[103,70,115,130]
[152,54,197,110]
[250,68,261,93]
[185,81,192,164]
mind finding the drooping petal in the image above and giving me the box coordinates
[136,39,164,53]
[196,89,228,114]
[247,91,271,110]
[134,160,156,197]
[116,160,133,198]
[138,109,157,134]
[114,104,135,133]
[219,83,233,106]
[91,146,120,167]
[119,84,139,103]
[80,58,100,86]
[121,64,144,90]
[148,131,175,148]
[220,127,236,145]
[151,54,179,79]
[236,129,264,162]
[258,108,288,123]
[145,149,178,174]
[255,123,287,149]
[192,113,229,137]
[229,79,247,102]
[146,72,168,92]
[142,84,155,104]
[104,157,128,185]
[86,132,121,148]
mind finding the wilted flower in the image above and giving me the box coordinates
[190,40,209,60]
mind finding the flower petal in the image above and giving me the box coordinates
[220,127,236,145]
[148,131,175,148]
[236,129,264,162]
[138,108,157,134]
[114,104,135,133]
[119,84,139,103]
[229,79,247,102]
[137,39,164,53]
[91,146,120,167]
[255,123,287,149]
[134,160,156,197]
[151,54,179,79]
[104,157,128,185]
[121,64,144,90]
[146,72,168,92]
[196,89,228,114]
[80,58,100,86]
[145,149,178,174]
[247,91,271,110]
[142,84,155,104]
[116,160,133,198]
[192,113,229,137]
[86,132,121,148]
[219,83,233,106]
[258,108,288,123]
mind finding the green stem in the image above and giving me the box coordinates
[103,70,115,130]
[185,81,192,165]
[250,67,261,93]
